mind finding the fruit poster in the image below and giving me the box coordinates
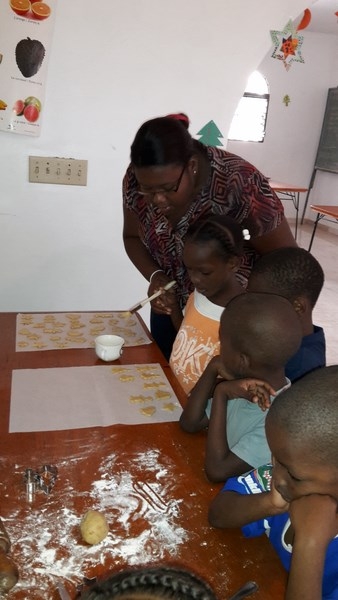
[0,0,56,136]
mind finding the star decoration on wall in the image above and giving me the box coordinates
[270,19,304,71]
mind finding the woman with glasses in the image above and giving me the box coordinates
[123,113,296,360]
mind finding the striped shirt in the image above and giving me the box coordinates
[123,146,284,309]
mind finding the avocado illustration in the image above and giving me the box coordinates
[15,37,45,78]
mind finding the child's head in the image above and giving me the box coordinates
[81,565,217,600]
[247,247,324,315]
[265,365,338,503]
[183,215,245,303]
[219,292,302,379]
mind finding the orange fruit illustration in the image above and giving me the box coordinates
[31,1,51,19]
[10,0,31,16]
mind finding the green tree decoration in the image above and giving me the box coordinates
[196,120,224,147]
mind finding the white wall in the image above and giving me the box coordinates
[227,31,338,222]
[0,0,314,314]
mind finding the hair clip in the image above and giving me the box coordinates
[242,228,251,240]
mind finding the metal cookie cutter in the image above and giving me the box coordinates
[36,464,58,494]
[23,468,39,502]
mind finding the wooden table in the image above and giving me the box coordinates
[308,204,338,251]
[269,181,308,240]
[0,313,286,600]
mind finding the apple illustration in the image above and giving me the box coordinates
[23,104,39,122]
[13,99,25,115]
[24,96,42,112]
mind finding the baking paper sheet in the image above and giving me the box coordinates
[16,311,152,351]
[9,363,181,432]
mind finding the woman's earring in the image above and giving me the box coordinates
[191,158,198,177]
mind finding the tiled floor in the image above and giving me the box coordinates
[293,220,338,366]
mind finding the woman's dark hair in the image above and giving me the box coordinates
[185,215,245,261]
[81,565,217,600]
[130,114,200,167]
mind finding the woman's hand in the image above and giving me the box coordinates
[148,272,177,315]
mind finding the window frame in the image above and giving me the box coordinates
[228,72,270,143]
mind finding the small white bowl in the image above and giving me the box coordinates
[94,334,124,362]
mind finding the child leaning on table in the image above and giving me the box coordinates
[179,292,302,483]
[247,246,326,382]
[208,366,338,600]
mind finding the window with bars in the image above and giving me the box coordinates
[228,71,269,143]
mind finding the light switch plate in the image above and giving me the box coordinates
[29,156,88,186]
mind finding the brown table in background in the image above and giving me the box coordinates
[269,181,308,240]
[308,204,338,251]
[0,313,286,600]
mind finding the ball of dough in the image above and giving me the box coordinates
[80,510,109,545]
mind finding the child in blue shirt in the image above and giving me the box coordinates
[180,292,302,482]
[209,366,338,600]
[247,247,325,382]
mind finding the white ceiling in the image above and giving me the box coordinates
[295,0,338,35]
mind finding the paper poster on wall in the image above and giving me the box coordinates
[270,19,305,71]
[0,0,56,136]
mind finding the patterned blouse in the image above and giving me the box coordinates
[123,146,284,309]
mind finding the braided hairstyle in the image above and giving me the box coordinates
[81,565,217,600]
[185,214,245,262]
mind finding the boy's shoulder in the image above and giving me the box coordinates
[286,325,326,382]
[223,464,273,495]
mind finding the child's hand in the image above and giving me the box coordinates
[216,378,276,410]
[246,379,276,410]
[207,355,229,380]
[284,495,338,599]
[290,494,338,544]
[269,479,290,511]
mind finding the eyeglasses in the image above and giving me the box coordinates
[137,164,186,198]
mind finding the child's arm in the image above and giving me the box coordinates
[179,356,226,433]
[205,378,276,482]
[208,479,288,528]
[286,494,338,600]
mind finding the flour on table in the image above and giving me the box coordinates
[4,449,188,600]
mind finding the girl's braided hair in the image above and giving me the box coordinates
[185,214,245,261]
[81,565,217,600]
